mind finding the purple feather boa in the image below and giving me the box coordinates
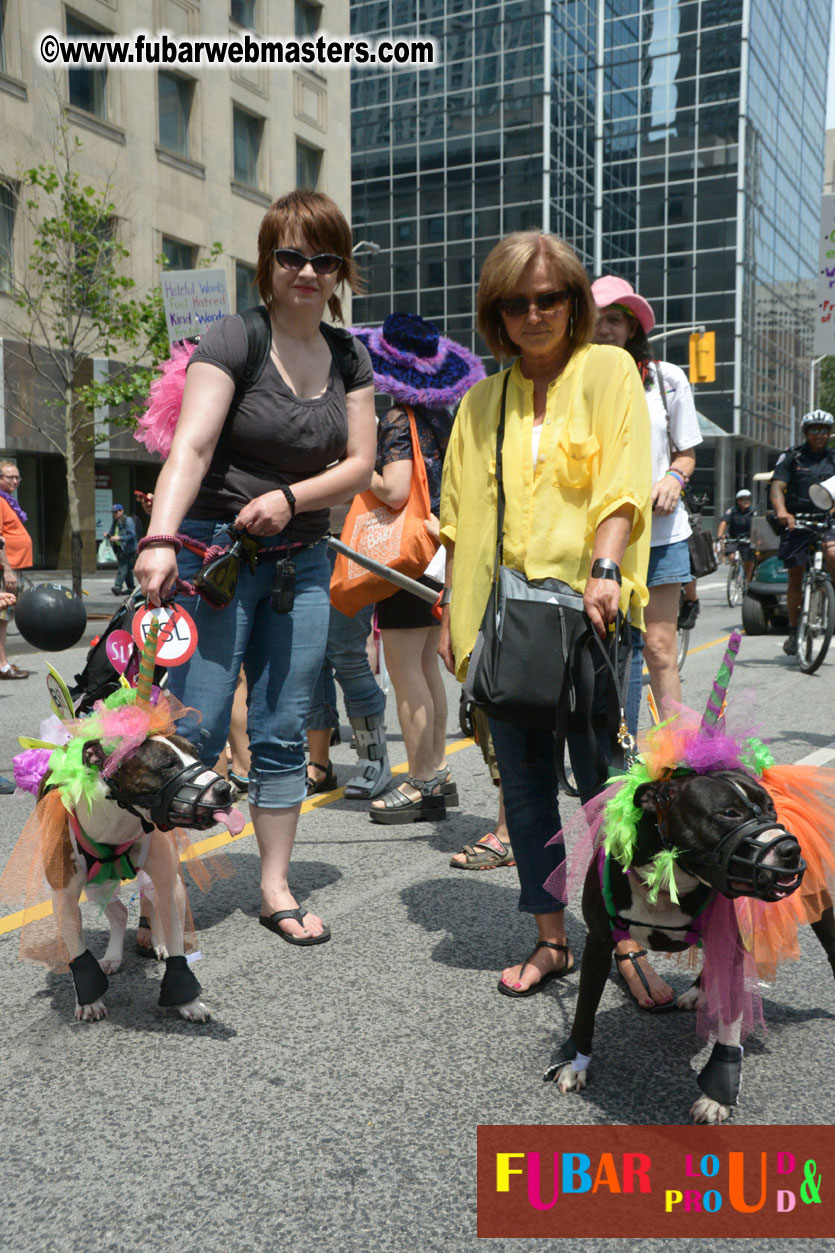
[0,491,27,524]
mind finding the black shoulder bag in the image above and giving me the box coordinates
[462,371,633,795]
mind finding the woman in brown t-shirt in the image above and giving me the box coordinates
[135,191,376,946]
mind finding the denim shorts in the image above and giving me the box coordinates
[647,538,691,587]
[166,519,331,808]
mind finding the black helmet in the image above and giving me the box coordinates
[14,583,87,651]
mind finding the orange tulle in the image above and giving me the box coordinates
[734,765,835,980]
[0,788,233,972]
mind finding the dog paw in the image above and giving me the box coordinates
[176,997,211,1022]
[75,999,108,1022]
[544,1062,587,1094]
[690,1095,731,1124]
[677,984,702,1011]
[153,944,170,961]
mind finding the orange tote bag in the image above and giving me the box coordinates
[330,406,439,616]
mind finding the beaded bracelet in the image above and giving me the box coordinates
[665,469,686,487]
[137,533,183,555]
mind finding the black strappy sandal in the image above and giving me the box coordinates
[497,940,575,998]
[615,947,677,1012]
[368,776,447,825]
[305,761,337,795]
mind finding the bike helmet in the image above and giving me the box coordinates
[735,489,752,498]
[14,583,87,651]
[800,409,835,429]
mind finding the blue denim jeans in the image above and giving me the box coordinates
[166,519,331,808]
[488,718,566,916]
[113,547,136,591]
[306,548,385,730]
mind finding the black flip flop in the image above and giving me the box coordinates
[259,907,331,946]
[497,940,574,998]
[615,948,677,1011]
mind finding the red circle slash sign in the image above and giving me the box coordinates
[131,605,198,666]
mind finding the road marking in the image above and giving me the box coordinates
[696,581,726,591]
[0,737,477,938]
[796,745,835,767]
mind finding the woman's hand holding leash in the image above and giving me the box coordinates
[583,577,620,640]
[135,547,179,607]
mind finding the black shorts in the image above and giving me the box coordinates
[777,524,835,569]
[375,576,442,629]
[726,538,754,561]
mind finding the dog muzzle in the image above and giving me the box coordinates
[681,818,806,901]
[107,762,234,832]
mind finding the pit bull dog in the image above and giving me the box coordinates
[44,732,241,1023]
[544,769,807,1123]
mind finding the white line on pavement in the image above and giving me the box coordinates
[796,745,835,767]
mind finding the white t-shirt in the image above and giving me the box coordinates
[645,360,703,548]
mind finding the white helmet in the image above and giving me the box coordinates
[736,489,752,498]
[801,409,835,429]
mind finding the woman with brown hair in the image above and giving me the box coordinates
[135,190,376,946]
[439,231,652,995]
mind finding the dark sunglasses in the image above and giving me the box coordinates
[273,248,343,275]
[499,290,571,317]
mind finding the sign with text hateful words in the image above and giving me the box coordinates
[161,268,229,344]
[814,195,835,354]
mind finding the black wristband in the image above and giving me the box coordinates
[590,558,622,585]
[279,484,296,517]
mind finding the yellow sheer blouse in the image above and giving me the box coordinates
[439,344,652,682]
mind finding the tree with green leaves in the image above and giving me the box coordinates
[2,124,149,591]
[2,121,220,592]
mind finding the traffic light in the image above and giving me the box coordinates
[689,331,716,384]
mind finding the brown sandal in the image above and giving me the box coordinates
[450,832,515,870]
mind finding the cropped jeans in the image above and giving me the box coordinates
[306,547,385,730]
[166,519,331,808]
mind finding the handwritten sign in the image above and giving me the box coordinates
[161,268,229,345]
[814,195,835,355]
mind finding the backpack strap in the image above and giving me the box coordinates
[320,321,361,390]
[237,305,272,389]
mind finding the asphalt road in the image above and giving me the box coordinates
[0,572,833,1253]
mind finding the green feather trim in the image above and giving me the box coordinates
[46,688,143,809]
[602,760,653,869]
[47,739,102,811]
[740,736,774,775]
[642,849,681,905]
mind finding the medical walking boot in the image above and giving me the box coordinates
[343,713,393,800]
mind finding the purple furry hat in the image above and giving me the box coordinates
[350,312,485,407]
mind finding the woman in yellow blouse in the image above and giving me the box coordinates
[439,233,652,996]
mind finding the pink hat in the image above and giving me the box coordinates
[591,276,655,335]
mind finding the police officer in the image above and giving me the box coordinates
[770,410,835,655]
[717,488,757,584]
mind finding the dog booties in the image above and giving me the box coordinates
[697,1041,742,1106]
[69,948,109,1005]
[159,954,202,1007]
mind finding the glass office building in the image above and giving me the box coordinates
[349,0,828,483]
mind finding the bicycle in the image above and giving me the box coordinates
[724,541,746,608]
[792,515,835,674]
